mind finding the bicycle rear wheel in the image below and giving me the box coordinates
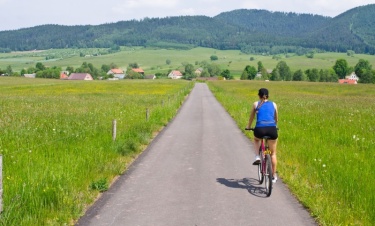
[264,154,273,197]
[257,147,264,184]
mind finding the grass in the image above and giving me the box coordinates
[207,80,375,226]
[2,47,375,78]
[0,77,193,225]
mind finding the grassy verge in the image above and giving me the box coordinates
[207,80,375,226]
[0,77,193,225]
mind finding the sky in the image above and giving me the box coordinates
[0,0,374,31]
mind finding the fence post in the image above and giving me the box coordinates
[0,155,2,213]
[112,120,117,141]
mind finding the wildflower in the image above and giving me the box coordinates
[322,164,326,168]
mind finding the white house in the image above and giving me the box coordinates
[24,73,36,78]
[346,72,359,82]
[107,68,125,79]
[168,70,183,79]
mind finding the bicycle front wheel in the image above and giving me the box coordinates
[264,154,273,197]
[258,147,264,184]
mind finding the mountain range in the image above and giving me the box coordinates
[0,4,374,54]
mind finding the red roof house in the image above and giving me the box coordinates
[168,70,183,79]
[131,68,144,74]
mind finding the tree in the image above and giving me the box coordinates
[201,70,210,77]
[166,59,171,65]
[207,64,221,77]
[270,69,281,81]
[101,64,111,73]
[293,69,305,81]
[359,70,375,84]
[129,62,139,68]
[305,68,320,82]
[66,66,74,74]
[275,61,292,81]
[35,62,46,71]
[183,64,196,80]
[354,59,372,79]
[6,65,13,76]
[210,55,218,61]
[347,50,355,57]
[333,59,350,79]
[241,65,257,80]
[257,61,264,72]
[306,51,314,58]
[220,69,233,80]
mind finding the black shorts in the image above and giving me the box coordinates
[254,126,278,140]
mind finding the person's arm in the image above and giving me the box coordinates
[246,102,257,129]
[273,102,278,125]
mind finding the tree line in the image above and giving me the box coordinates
[240,58,375,83]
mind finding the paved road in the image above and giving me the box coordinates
[76,83,316,226]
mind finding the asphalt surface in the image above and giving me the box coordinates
[76,83,316,226]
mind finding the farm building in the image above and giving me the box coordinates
[107,68,125,79]
[168,70,183,79]
[68,73,93,80]
[338,72,358,84]
[24,73,36,78]
[131,68,144,75]
[145,74,156,79]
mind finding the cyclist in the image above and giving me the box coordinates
[246,88,278,183]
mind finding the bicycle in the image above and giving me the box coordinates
[245,128,273,197]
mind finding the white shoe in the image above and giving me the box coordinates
[252,155,261,165]
[272,174,278,183]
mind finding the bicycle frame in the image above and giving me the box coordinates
[260,138,271,173]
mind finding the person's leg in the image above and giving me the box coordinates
[254,137,261,153]
[268,139,278,175]
[252,137,261,164]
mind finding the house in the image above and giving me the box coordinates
[60,72,69,80]
[131,68,144,75]
[68,73,93,80]
[24,73,36,78]
[168,70,183,79]
[346,72,359,81]
[195,68,203,76]
[145,74,156,80]
[339,79,357,84]
[338,72,358,84]
[107,68,125,79]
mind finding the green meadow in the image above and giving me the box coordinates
[2,47,375,78]
[207,80,375,226]
[0,77,193,225]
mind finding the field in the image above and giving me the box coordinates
[2,47,375,78]
[207,80,375,225]
[0,77,193,225]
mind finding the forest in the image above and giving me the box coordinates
[0,4,375,54]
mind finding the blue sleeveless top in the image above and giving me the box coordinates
[256,101,277,127]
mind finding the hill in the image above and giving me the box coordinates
[0,4,375,54]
